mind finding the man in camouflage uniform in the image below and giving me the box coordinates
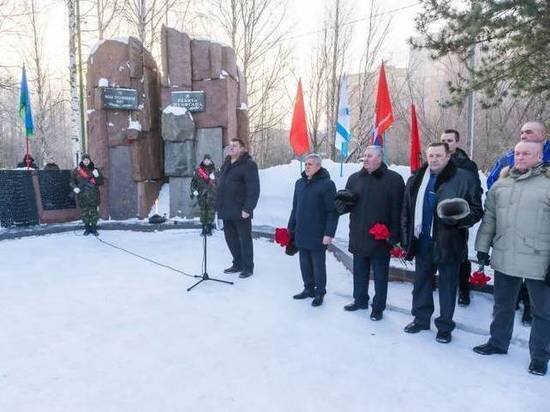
[191,154,217,236]
[71,154,104,236]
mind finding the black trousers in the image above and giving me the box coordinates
[298,248,327,296]
[352,255,390,312]
[222,218,254,273]
[489,272,550,362]
[413,250,460,333]
[459,259,471,296]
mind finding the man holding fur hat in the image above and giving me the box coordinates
[401,142,483,343]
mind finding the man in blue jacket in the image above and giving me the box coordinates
[486,121,549,189]
[288,154,338,307]
[216,139,260,279]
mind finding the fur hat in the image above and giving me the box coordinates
[437,198,470,220]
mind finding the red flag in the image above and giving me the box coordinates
[289,80,310,156]
[372,63,394,145]
[409,104,422,172]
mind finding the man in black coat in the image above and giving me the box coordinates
[401,143,483,343]
[288,154,338,307]
[216,139,260,278]
[340,145,404,320]
[440,129,483,306]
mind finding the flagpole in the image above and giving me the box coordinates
[25,137,30,169]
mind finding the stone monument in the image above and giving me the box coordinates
[86,37,163,220]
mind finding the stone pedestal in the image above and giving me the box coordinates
[169,177,198,218]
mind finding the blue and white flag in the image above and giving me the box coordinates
[335,75,351,157]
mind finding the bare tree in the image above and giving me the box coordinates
[347,0,391,161]
[207,0,293,166]
[322,0,352,160]
[123,0,179,51]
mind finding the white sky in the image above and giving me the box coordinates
[1,0,422,84]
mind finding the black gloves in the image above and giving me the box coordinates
[477,251,490,267]
[334,190,358,215]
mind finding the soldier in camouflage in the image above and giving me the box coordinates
[71,154,104,236]
[191,154,217,236]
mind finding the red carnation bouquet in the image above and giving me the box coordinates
[275,227,291,247]
[470,266,491,287]
[369,223,408,266]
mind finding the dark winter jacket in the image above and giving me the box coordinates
[345,163,405,257]
[288,167,338,251]
[401,161,483,263]
[216,153,260,220]
[451,148,483,196]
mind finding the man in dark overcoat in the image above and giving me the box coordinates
[340,145,404,320]
[216,139,260,278]
[288,154,338,307]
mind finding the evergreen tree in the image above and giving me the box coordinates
[412,0,550,107]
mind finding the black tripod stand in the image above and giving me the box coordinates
[187,227,234,291]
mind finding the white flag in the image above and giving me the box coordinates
[335,75,351,156]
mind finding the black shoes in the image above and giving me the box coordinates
[83,228,91,236]
[90,225,99,236]
[293,290,315,299]
[436,331,452,343]
[528,360,548,376]
[458,292,471,306]
[223,265,242,274]
[472,343,508,355]
[311,295,324,307]
[370,311,383,321]
[239,271,253,278]
[201,224,213,236]
[404,321,430,334]
[344,301,369,312]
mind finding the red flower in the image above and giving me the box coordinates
[275,227,291,247]
[390,247,406,258]
[470,270,491,286]
[368,223,391,241]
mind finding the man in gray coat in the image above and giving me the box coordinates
[473,141,550,376]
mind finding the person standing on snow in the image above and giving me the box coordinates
[288,153,338,307]
[440,129,483,306]
[216,139,260,279]
[337,145,404,320]
[71,154,104,236]
[401,143,483,344]
[190,154,217,236]
[473,141,550,377]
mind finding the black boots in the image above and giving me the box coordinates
[311,295,324,307]
[90,223,99,236]
[293,289,315,299]
[83,224,91,236]
[436,331,452,343]
[472,342,508,355]
[404,321,430,334]
[344,301,369,311]
[201,224,214,236]
[528,360,548,376]
[223,265,242,274]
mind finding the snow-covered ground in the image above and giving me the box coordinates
[0,230,545,412]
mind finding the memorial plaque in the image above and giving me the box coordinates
[102,88,138,110]
[171,91,205,112]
